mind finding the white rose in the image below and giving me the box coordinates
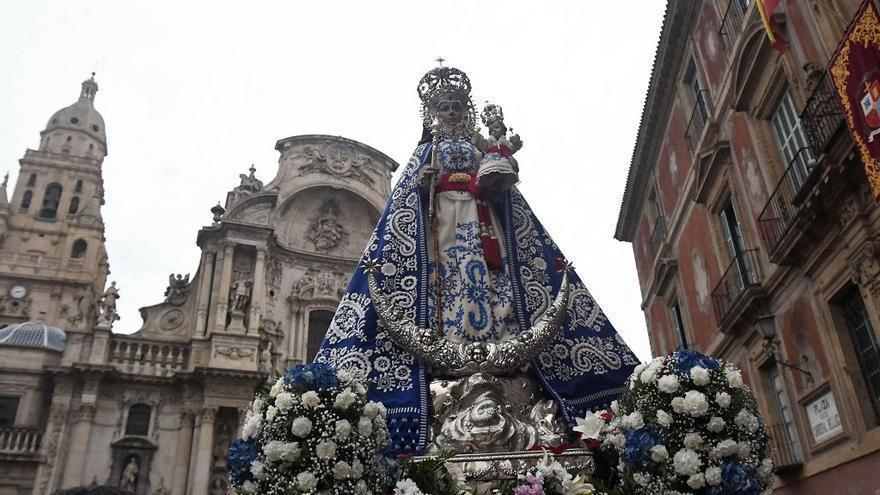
[726,368,744,388]
[656,409,673,426]
[242,412,261,439]
[673,448,702,476]
[633,363,647,380]
[377,402,387,418]
[641,360,661,384]
[687,473,706,489]
[610,400,620,415]
[734,410,759,433]
[269,378,284,398]
[658,374,680,393]
[705,466,722,485]
[301,391,319,408]
[265,405,278,422]
[358,416,373,436]
[281,442,301,462]
[683,432,704,450]
[671,396,686,413]
[291,416,313,437]
[262,440,286,461]
[355,480,368,494]
[274,392,294,412]
[250,460,265,479]
[759,457,774,477]
[334,388,357,411]
[241,480,256,494]
[315,440,337,459]
[574,411,606,440]
[296,471,317,491]
[335,419,352,440]
[682,390,709,417]
[632,472,650,487]
[651,445,669,462]
[715,392,732,408]
[351,459,364,479]
[622,411,644,430]
[710,439,738,459]
[333,460,352,480]
[364,401,381,419]
[707,416,726,433]
[736,441,752,459]
[608,433,626,449]
[690,366,710,386]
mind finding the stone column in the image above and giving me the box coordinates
[189,407,216,495]
[248,249,266,335]
[61,404,95,488]
[33,379,74,495]
[185,415,201,493]
[287,299,303,367]
[195,250,216,337]
[212,245,236,333]
[172,410,195,495]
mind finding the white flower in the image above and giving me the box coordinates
[671,396,686,413]
[301,391,319,408]
[690,366,710,386]
[621,411,644,430]
[682,390,709,417]
[250,460,264,479]
[726,368,744,388]
[351,459,364,479]
[610,400,620,415]
[291,416,313,437]
[683,432,704,450]
[715,391,732,408]
[658,374,680,393]
[707,416,726,433]
[737,442,752,459]
[282,442,301,462]
[334,388,357,411]
[735,410,759,433]
[265,405,278,422]
[364,401,382,419]
[710,439,738,459]
[705,466,722,485]
[241,480,256,494]
[641,359,662,383]
[274,392,294,412]
[358,415,373,436]
[608,433,626,449]
[333,460,352,480]
[656,409,673,426]
[242,411,261,439]
[296,471,317,491]
[651,445,669,462]
[687,473,706,489]
[574,411,606,440]
[355,480,368,494]
[335,419,352,440]
[269,378,284,398]
[632,472,651,487]
[394,478,424,495]
[759,457,774,477]
[633,363,647,380]
[673,448,702,476]
[315,439,337,459]
[262,440,286,461]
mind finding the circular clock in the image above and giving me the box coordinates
[9,285,27,299]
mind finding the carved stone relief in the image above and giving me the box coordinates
[164,273,190,305]
[299,142,375,183]
[849,236,880,297]
[213,346,255,360]
[305,199,348,252]
[290,268,343,300]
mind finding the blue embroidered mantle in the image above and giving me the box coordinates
[317,141,639,454]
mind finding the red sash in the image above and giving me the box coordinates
[434,173,503,270]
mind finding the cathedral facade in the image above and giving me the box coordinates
[0,76,397,495]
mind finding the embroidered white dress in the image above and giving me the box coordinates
[426,138,518,343]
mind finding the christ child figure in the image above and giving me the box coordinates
[477,102,523,190]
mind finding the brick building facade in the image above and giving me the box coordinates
[616,0,880,492]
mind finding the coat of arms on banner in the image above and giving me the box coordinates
[860,74,880,141]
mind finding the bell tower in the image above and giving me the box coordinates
[0,74,110,331]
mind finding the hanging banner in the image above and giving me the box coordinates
[829,0,880,199]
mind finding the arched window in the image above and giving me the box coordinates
[125,404,151,436]
[74,180,83,193]
[306,310,334,362]
[21,191,32,211]
[27,174,36,187]
[68,196,80,214]
[71,239,87,259]
[39,183,63,219]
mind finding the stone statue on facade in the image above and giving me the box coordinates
[229,278,251,313]
[119,457,138,492]
[260,341,276,383]
[305,200,347,251]
[235,165,263,194]
[163,273,190,305]
[97,281,121,327]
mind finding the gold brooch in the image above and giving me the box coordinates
[449,172,472,183]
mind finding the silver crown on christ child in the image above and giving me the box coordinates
[481,103,505,127]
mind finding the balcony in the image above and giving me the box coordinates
[719,0,749,52]
[767,422,803,472]
[801,71,846,157]
[0,428,42,459]
[686,90,711,153]
[109,338,190,377]
[757,148,817,258]
[650,216,667,257]
[712,248,763,327]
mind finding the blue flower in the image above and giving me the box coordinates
[227,438,259,487]
[675,349,719,373]
[712,462,760,495]
[283,362,339,391]
[623,428,659,468]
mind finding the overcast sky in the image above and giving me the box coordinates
[0,1,666,361]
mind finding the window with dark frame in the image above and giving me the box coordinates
[836,287,880,419]
[39,183,63,219]
[0,396,19,427]
[306,310,335,362]
[670,299,689,350]
[125,403,152,436]
[685,60,708,121]
[766,363,801,457]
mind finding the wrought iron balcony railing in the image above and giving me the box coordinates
[711,248,763,323]
[757,147,817,255]
[686,90,711,153]
[0,428,42,457]
[719,0,749,52]
[650,216,667,257]
[801,71,846,156]
[767,422,803,471]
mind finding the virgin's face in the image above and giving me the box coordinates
[436,99,464,125]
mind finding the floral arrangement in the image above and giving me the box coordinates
[226,363,391,494]
[575,350,774,495]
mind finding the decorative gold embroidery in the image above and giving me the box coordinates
[449,172,472,183]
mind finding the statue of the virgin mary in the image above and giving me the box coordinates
[317,65,639,455]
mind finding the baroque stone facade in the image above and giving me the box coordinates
[0,78,396,495]
[616,1,880,493]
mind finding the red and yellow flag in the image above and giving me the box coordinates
[756,0,788,52]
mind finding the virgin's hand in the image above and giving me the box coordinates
[418,166,438,187]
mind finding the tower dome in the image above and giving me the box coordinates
[0,321,66,352]
[40,74,107,158]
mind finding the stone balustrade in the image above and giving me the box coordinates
[0,428,42,457]
[108,337,189,376]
